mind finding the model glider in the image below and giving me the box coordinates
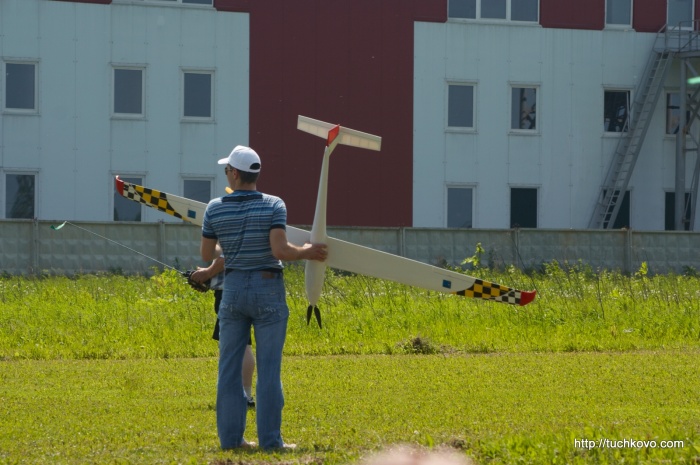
[115,116,536,327]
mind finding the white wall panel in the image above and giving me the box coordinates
[415,20,665,230]
[1,0,40,58]
[1,0,249,222]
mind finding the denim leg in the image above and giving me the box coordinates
[251,275,289,449]
[216,287,251,449]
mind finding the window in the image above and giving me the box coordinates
[183,71,213,119]
[5,173,35,219]
[510,187,537,228]
[114,176,142,221]
[604,90,630,132]
[447,187,473,228]
[448,84,474,129]
[113,67,144,116]
[606,0,632,26]
[448,0,538,21]
[184,179,212,203]
[4,62,37,112]
[482,0,506,19]
[668,0,693,29]
[665,192,691,230]
[666,92,692,135]
[602,189,631,229]
[511,86,537,131]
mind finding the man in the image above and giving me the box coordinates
[201,145,327,450]
[190,257,256,408]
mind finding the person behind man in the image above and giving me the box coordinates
[201,145,327,450]
[190,257,256,408]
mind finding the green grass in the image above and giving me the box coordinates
[1,263,699,464]
[1,353,698,464]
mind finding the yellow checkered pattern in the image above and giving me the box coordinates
[122,183,183,220]
[455,278,522,305]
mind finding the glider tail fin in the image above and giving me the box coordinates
[297,115,382,151]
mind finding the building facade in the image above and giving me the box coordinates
[2,0,699,230]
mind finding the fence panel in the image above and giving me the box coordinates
[2,220,699,275]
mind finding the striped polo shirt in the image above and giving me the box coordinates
[202,190,286,271]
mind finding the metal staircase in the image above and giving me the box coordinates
[588,49,672,229]
[589,22,700,229]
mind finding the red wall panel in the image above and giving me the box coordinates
[540,0,604,30]
[633,0,666,32]
[243,0,446,227]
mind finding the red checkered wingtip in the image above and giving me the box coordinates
[519,290,537,306]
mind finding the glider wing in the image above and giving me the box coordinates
[114,176,536,307]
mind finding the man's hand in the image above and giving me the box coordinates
[301,242,328,261]
[184,268,211,292]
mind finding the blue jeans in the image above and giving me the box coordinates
[217,270,288,449]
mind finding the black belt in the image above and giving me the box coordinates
[225,268,282,275]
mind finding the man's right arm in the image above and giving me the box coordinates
[269,228,327,262]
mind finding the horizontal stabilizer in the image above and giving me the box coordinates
[297,115,381,151]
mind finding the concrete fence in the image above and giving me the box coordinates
[2,219,699,276]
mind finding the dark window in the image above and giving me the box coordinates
[184,179,211,203]
[510,187,538,228]
[447,187,473,228]
[606,0,631,25]
[448,84,474,128]
[184,72,212,118]
[665,192,691,231]
[482,0,506,19]
[5,63,36,110]
[604,90,630,132]
[602,189,630,229]
[5,174,35,219]
[511,87,537,130]
[114,68,143,115]
[448,0,476,18]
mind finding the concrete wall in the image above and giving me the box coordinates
[3,220,699,276]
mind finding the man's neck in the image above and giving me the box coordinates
[232,182,257,191]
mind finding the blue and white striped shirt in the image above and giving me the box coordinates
[202,191,286,271]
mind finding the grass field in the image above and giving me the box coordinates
[1,262,699,464]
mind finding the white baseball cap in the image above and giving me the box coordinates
[218,145,261,173]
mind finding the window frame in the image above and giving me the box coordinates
[112,65,146,119]
[446,81,476,132]
[446,185,475,229]
[603,88,632,134]
[448,0,539,23]
[605,0,633,28]
[4,171,38,219]
[182,68,215,122]
[667,0,694,30]
[3,60,39,114]
[510,84,539,134]
[182,177,214,204]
